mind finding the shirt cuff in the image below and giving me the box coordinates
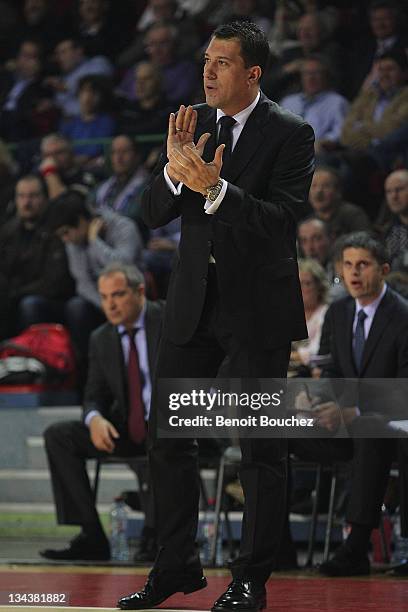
[85,410,101,428]
[164,164,183,195]
[204,179,228,214]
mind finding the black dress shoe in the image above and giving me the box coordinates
[318,544,370,577]
[212,579,266,612]
[388,559,408,576]
[117,568,207,610]
[40,533,110,561]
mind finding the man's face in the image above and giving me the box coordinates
[298,221,330,264]
[111,137,138,177]
[56,40,82,73]
[79,0,105,25]
[144,26,174,66]
[370,7,396,40]
[15,178,47,222]
[297,14,321,51]
[309,170,339,215]
[56,217,88,245]
[16,41,41,79]
[203,36,258,116]
[301,60,326,96]
[342,247,388,305]
[377,58,404,92]
[98,272,145,328]
[42,139,73,171]
[385,172,408,216]
[135,62,159,100]
[24,0,47,25]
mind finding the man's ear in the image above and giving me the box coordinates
[248,66,261,84]
[382,263,391,276]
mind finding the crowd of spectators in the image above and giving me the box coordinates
[0,0,406,373]
[0,0,407,573]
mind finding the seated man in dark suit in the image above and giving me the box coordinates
[310,232,408,576]
[41,263,164,561]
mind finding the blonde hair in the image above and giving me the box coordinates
[298,258,329,303]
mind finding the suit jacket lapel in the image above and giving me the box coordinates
[198,94,271,182]
[222,98,269,183]
[360,290,393,374]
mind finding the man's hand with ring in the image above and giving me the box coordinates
[167,104,211,183]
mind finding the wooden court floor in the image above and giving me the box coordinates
[0,565,407,611]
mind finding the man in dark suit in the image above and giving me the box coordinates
[118,21,314,612]
[41,263,163,561]
[311,232,408,576]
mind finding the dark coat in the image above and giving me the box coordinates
[82,299,164,435]
[0,214,74,302]
[324,286,408,419]
[141,92,315,349]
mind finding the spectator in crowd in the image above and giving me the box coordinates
[296,217,346,302]
[316,232,408,577]
[289,258,329,376]
[88,135,149,243]
[45,36,113,118]
[119,0,201,69]
[0,174,74,340]
[377,168,408,270]
[60,74,116,163]
[349,0,408,97]
[41,263,164,562]
[297,217,331,269]
[263,11,345,101]
[341,49,408,154]
[117,22,199,107]
[46,191,143,368]
[39,133,96,200]
[12,0,65,57]
[118,60,174,137]
[71,0,131,61]
[280,55,349,155]
[309,166,371,240]
[0,39,57,141]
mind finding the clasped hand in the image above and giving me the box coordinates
[166,104,225,196]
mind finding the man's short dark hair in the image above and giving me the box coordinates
[16,173,48,198]
[47,190,92,231]
[341,231,390,265]
[212,21,270,73]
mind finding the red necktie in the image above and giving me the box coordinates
[127,329,146,444]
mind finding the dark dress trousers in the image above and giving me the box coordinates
[44,300,164,527]
[141,93,315,582]
[323,287,408,533]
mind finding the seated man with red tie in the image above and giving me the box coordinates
[41,263,164,561]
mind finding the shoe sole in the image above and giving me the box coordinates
[118,577,208,610]
[211,598,266,612]
[183,576,208,594]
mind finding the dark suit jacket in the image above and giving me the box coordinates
[82,299,164,435]
[323,287,408,420]
[141,92,315,349]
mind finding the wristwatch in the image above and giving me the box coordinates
[205,178,223,202]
